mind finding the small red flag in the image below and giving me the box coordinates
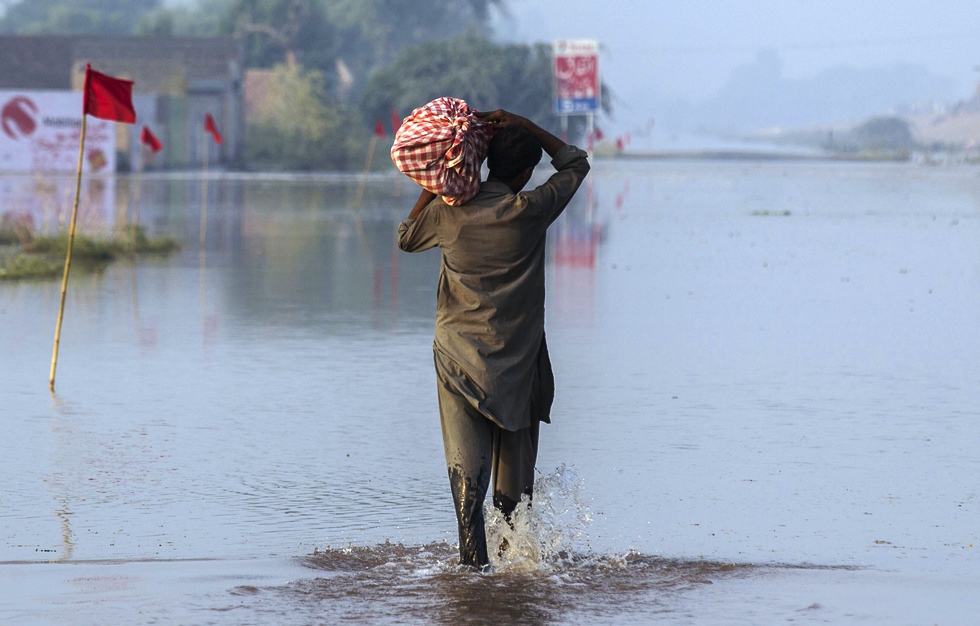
[204,113,223,144]
[594,127,604,141]
[140,126,163,153]
[615,137,624,151]
[83,63,135,124]
[390,108,401,135]
[374,119,385,138]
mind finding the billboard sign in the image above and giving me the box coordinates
[0,90,116,173]
[553,39,600,114]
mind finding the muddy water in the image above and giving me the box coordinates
[1,161,978,624]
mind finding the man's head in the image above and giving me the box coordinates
[486,125,542,191]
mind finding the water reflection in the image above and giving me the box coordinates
[115,172,602,334]
[0,174,117,235]
[2,161,979,623]
[46,394,77,562]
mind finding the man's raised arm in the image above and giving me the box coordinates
[474,110,565,159]
[407,187,437,220]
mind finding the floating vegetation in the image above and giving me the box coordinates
[0,210,36,245]
[0,226,179,281]
[129,227,182,255]
[25,233,117,265]
[0,252,62,280]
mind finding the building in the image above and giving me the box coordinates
[0,35,244,170]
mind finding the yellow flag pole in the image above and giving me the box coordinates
[49,113,88,392]
[199,130,208,249]
[352,133,379,275]
[199,130,208,338]
[352,133,378,212]
[130,143,145,257]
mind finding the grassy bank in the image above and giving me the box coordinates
[0,228,180,281]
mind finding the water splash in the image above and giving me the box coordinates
[484,464,594,572]
[286,468,780,626]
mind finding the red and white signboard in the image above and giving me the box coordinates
[0,90,116,173]
[553,39,600,114]
[1,91,118,232]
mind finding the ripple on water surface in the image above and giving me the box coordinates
[225,544,757,625]
[207,466,847,625]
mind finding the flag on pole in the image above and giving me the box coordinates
[50,63,136,391]
[594,127,604,141]
[140,126,163,153]
[390,108,402,135]
[374,119,386,138]
[204,113,223,144]
[83,64,136,123]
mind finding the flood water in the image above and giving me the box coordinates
[2,160,979,624]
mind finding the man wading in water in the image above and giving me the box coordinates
[398,109,590,569]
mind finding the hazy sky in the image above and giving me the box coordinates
[493,0,980,128]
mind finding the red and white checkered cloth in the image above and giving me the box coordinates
[390,97,494,206]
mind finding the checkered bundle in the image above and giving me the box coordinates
[390,97,494,206]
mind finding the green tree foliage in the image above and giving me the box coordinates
[850,116,914,152]
[219,0,337,79]
[246,62,362,170]
[362,35,593,137]
[325,0,504,92]
[135,1,233,37]
[0,0,616,167]
[825,116,915,155]
[130,0,503,97]
[0,0,159,34]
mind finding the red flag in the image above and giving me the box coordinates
[594,127,604,141]
[140,125,163,153]
[390,108,401,135]
[83,63,135,123]
[615,137,624,151]
[374,119,385,138]
[204,113,223,144]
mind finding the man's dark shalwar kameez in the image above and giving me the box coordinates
[397,144,590,566]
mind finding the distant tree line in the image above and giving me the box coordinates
[0,0,160,35]
[824,117,916,156]
[0,0,609,170]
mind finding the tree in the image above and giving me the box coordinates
[0,0,159,34]
[245,62,362,170]
[850,117,914,152]
[135,1,233,37]
[219,0,337,80]
[361,34,611,139]
[823,116,916,155]
[324,0,505,97]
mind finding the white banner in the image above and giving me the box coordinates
[0,90,116,174]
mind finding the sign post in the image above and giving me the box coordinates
[553,38,600,159]
[553,39,600,116]
[554,39,600,219]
